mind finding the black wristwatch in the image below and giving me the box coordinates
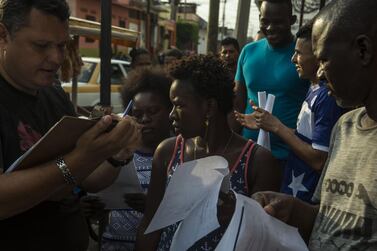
[107,156,132,168]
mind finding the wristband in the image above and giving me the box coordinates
[56,156,77,185]
[107,156,132,168]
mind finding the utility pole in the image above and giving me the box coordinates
[299,0,305,27]
[184,0,187,20]
[145,0,151,51]
[221,0,226,41]
[206,0,220,54]
[100,0,112,108]
[170,0,179,21]
[234,0,251,48]
[319,0,326,9]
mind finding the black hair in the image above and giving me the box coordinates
[296,20,314,41]
[0,0,70,34]
[129,47,150,66]
[259,0,293,14]
[121,67,172,109]
[169,55,234,115]
[164,48,183,59]
[220,37,240,52]
[315,0,377,41]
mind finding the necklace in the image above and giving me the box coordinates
[193,131,234,160]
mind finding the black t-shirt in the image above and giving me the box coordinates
[0,75,89,251]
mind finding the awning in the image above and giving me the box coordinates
[69,17,139,47]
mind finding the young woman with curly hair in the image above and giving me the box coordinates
[135,55,282,251]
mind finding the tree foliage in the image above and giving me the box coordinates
[176,21,199,51]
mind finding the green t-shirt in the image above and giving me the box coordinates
[235,39,309,160]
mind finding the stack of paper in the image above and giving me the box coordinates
[145,156,229,250]
[216,193,308,251]
[256,92,275,151]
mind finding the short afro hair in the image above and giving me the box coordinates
[169,55,234,115]
[121,68,172,109]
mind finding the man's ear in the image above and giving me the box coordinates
[206,98,218,118]
[355,35,374,66]
[0,23,9,48]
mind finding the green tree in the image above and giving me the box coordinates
[176,22,199,51]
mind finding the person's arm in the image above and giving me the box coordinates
[248,146,282,194]
[252,105,327,172]
[252,191,319,243]
[82,147,136,193]
[274,124,327,172]
[229,47,247,134]
[0,116,141,219]
[80,161,122,193]
[229,81,247,134]
[135,138,175,251]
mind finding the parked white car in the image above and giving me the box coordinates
[62,57,131,113]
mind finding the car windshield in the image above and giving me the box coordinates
[78,61,96,83]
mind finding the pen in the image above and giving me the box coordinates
[122,100,134,117]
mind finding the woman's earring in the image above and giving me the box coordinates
[204,118,209,153]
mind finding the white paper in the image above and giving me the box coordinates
[257,93,275,151]
[257,91,266,109]
[220,174,231,194]
[213,190,246,251]
[216,193,308,251]
[170,179,222,250]
[145,156,229,236]
[91,162,143,209]
[265,94,275,113]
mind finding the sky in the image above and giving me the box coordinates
[187,0,261,37]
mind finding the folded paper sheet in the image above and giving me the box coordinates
[145,156,229,250]
[216,193,308,251]
[256,92,275,151]
[170,180,222,250]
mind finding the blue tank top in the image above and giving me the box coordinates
[157,135,257,251]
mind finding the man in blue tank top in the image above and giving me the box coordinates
[233,0,310,162]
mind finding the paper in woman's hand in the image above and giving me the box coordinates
[145,156,229,237]
[91,162,143,210]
